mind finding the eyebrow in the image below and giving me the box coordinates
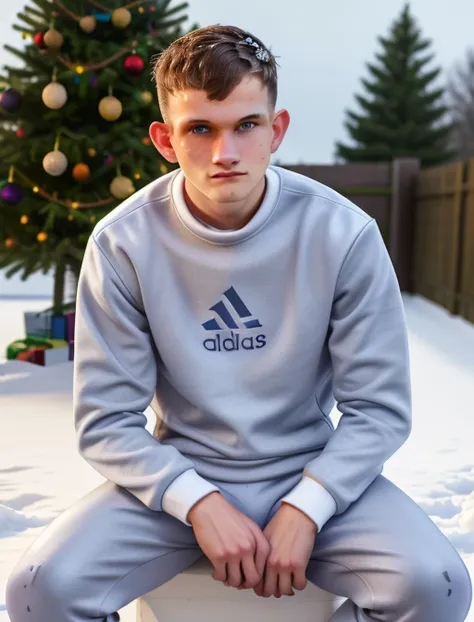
[183,113,264,125]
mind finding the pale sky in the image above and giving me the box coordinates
[1,0,473,295]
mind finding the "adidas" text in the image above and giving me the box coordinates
[203,331,267,352]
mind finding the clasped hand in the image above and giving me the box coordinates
[188,491,317,598]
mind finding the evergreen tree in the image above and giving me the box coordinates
[335,3,453,165]
[0,0,196,311]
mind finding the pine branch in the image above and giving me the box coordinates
[3,45,31,67]
[155,16,188,30]
[15,12,48,31]
[162,1,189,19]
[12,25,35,37]
[24,0,53,12]
[24,6,47,20]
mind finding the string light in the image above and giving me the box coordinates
[5,165,114,209]
[20,215,29,224]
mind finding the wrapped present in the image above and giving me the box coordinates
[44,346,69,366]
[6,336,52,361]
[46,338,69,350]
[51,314,67,340]
[28,347,47,366]
[24,310,53,338]
[16,347,47,365]
[65,312,75,343]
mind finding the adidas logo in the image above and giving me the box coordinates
[201,286,266,352]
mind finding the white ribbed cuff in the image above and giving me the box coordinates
[281,475,337,533]
[162,469,219,525]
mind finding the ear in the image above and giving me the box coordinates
[149,121,178,163]
[270,109,290,154]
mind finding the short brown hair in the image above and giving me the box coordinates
[152,25,279,122]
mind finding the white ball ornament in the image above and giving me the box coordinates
[79,16,97,33]
[112,8,132,28]
[98,95,122,121]
[110,176,135,199]
[43,150,68,176]
[42,82,68,109]
[43,28,64,49]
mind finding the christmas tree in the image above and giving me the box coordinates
[335,3,453,165]
[0,0,196,312]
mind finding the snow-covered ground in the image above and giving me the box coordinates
[0,293,473,621]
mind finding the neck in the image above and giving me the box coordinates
[183,176,266,230]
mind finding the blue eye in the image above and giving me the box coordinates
[240,121,256,130]
[191,125,209,134]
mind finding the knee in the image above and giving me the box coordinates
[6,559,74,621]
[388,556,472,621]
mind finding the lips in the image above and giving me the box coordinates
[212,172,246,178]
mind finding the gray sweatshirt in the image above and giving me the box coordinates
[73,165,412,532]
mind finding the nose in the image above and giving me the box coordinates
[212,131,240,167]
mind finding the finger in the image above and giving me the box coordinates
[241,553,260,588]
[254,537,270,581]
[247,521,270,581]
[292,568,307,591]
[226,559,244,588]
[277,569,294,596]
[253,579,265,597]
[263,565,278,598]
[211,560,227,583]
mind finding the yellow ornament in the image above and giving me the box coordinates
[79,16,97,33]
[43,29,64,49]
[112,8,132,28]
[37,232,48,242]
[68,215,73,221]
[110,175,135,200]
[20,215,29,224]
[99,95,122,121]
[72,162,91,182]
[140,90,153,105]
[42,82,68,109]
[43,150,68,176]
[159,162,168,174]
[88,148,97,157]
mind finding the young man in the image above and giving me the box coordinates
[6,24,472,622]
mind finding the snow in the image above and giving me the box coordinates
[0,293,473,621]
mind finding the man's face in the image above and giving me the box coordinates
[150,75,289,210]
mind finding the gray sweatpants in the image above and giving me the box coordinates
[5,472,472,622]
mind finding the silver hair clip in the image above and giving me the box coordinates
[238,36,270,63]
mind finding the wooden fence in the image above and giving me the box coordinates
[283,159,420,292]
[283,157,474,325]
[412,158,474,323]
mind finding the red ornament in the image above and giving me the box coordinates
[16,128,25,139]
[33,32,46,49]
[123,54,145,77]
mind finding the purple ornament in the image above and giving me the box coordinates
[1,88,22,113]
[1,182,23,205]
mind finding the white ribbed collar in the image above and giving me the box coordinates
[171,166,281,245]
